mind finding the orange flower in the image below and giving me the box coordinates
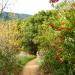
[73,21,75,26]
[58,58,63,64]
[57,53,63,64]
[63,8,67,12]
[59,21,66,25]
[57,48,62,53]
[72,3,75,8]
[57,27,64,31]
[58,48,62,50]
[66,27,71,32]
[56,53,62,60]
[59,35,63,40]
[57,53,61,57]
[52,43,56,48]
[49,23,54,28]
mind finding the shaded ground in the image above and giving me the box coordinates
[20,58,40,75]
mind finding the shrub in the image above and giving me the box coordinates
[0,20,22,75]
[0,49,21,75]
[41,1,75,75]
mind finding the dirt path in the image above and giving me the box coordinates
[20,58,40,75]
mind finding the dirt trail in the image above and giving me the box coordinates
[20,58,40,75]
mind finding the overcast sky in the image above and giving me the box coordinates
[4,0,62,15]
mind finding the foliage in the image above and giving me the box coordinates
[41,1,75,75]
[0,20,21,51]
[21,10,58,55]
[0,20,22,75]
[0,49,20,75]
[1,0,74,75]
[17,54,35,66]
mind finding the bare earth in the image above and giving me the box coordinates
[20,58,40,75]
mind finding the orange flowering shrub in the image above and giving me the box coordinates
[47,1,75,75]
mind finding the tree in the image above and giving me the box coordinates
[0,0,8,13]
[0,0,16,14]
[20,10,58,55]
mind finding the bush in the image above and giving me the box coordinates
[0,50,35,75]
[0,49,21,75]
[40,2,75,75]
[21,10,56,55]
[0,20,22,75]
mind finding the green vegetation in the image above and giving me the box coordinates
[19,1,75,75]
[17,54,35,66]
[21,10,57,55]
[0,0,75,75]
[0,20,35,75]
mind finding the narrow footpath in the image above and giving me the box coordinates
[20,58,40,75]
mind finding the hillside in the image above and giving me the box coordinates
[0,12,31,20]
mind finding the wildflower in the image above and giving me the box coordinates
[72,3,75,8]
[73,21,75,26]
[49,23,54,28]
[52,43,56,48]
[57,27,64,31]
[66,27,71,32]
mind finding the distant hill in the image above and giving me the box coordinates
[0,12,31,20]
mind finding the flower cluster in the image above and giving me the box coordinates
[49,0,59,3]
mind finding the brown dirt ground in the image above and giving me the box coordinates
[20,58,40,75]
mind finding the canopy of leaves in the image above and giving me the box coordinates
[20,10,58,54]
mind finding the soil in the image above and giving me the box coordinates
[20,58,40,75]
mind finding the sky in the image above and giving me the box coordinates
[4,0,62,15]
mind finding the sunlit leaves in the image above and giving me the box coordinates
[0,20,21,51]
